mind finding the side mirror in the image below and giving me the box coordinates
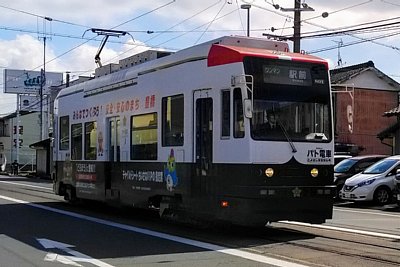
[244,99,252,118]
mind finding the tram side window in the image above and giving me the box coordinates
[59,116,69,150]
[162,94,184,146]
[84,121,97,160]
[221,90,230,138]
[233,88,245,138]
[131,113,157,160]
[71,123,82,160]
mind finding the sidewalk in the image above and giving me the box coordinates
[0,171,49,180]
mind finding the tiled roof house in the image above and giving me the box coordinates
[330,61,400,155]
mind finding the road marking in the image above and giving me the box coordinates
[334,207,400,218]
[279,221,400,240]
[44,253,83,267]
[37,238,114,267]
[0,194,308,267]
[0,180,52,190]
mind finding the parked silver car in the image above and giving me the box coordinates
[340,155,400,205]
[394,169,400,206]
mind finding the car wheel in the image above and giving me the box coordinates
[373,186,391,205]
[336,182,344,199]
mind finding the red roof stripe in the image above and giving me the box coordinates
[207,44,328,69]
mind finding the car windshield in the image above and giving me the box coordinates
[362,159,398,174]
[334,158,357,173]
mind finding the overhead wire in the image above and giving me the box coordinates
[141,0,223,44]
[244,0,399,53]
[289,16,400,38]
[155,8,239,46]
[0,1,176,86]
[381,0,400,7]
[111,0,176,29]
[95,0,227,72]
[292,20,400,39]
[302,0,373,23]
[274,0,378,30]
[0,4,91,28]
[308,31,400,54]
[1,1,400,81]
[235,0,247,35]
[195,0,227,44]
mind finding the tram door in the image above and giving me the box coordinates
[195,96,213,177]
[106,117,120,192]
[108,117,120,162]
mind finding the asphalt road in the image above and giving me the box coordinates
[0,175,308,267]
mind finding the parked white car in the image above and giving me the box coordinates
[339,155,400,205]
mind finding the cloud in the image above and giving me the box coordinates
[0,34,57,115]
[0,35,48,70]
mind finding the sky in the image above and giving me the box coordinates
[1,0,400,115]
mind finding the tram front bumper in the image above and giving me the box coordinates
[216,185,335,226]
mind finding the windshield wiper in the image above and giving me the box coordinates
[278,121,297,153]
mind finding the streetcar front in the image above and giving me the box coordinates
[221,51,335,225]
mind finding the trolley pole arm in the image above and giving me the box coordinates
[95,35,109,68]
[86,28,132,68]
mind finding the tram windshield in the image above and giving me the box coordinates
[244,57,332,142]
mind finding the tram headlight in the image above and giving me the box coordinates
[265,168,274,177]
[310,168,319,177]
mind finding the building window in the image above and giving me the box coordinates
[234,88,244,138]
[162,94,184,146]
[84,121,97,160]
[131,113,157,160]
[221,90,230,138]
[59,116,69,150]
[71,123,82,160]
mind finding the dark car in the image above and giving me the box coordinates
[334,155,388,197]
[334,154,352,165]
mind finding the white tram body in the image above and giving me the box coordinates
[53,36,335,226]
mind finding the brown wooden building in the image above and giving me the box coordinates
[331,61,400,155]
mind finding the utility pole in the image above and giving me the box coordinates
[280,1,315,53]
[293,0,301,53]
[39,35,45,140]
[39,17,51,140]
[16,94,20,165]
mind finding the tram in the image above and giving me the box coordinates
[53,36,335,226]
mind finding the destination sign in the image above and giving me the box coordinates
[263,65,312,86]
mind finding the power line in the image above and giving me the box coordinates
[307,31,400,54]
[111,0,176,29]
[302,0,373,23]
[235,0,246,35]
[155,8,238,47]
[246,0,396,52]
[0,2,176,87]
[143,0,223,44]
[95,1,234,71]
[0,4,91,29]
[381,0,400,7]
[289,16,400,38]
[298,20,400,40]
[195,1,227,44]
[268,0,373,32]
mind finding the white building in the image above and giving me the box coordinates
[0,111,41,172]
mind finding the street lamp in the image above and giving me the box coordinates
[241,4,251,37]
